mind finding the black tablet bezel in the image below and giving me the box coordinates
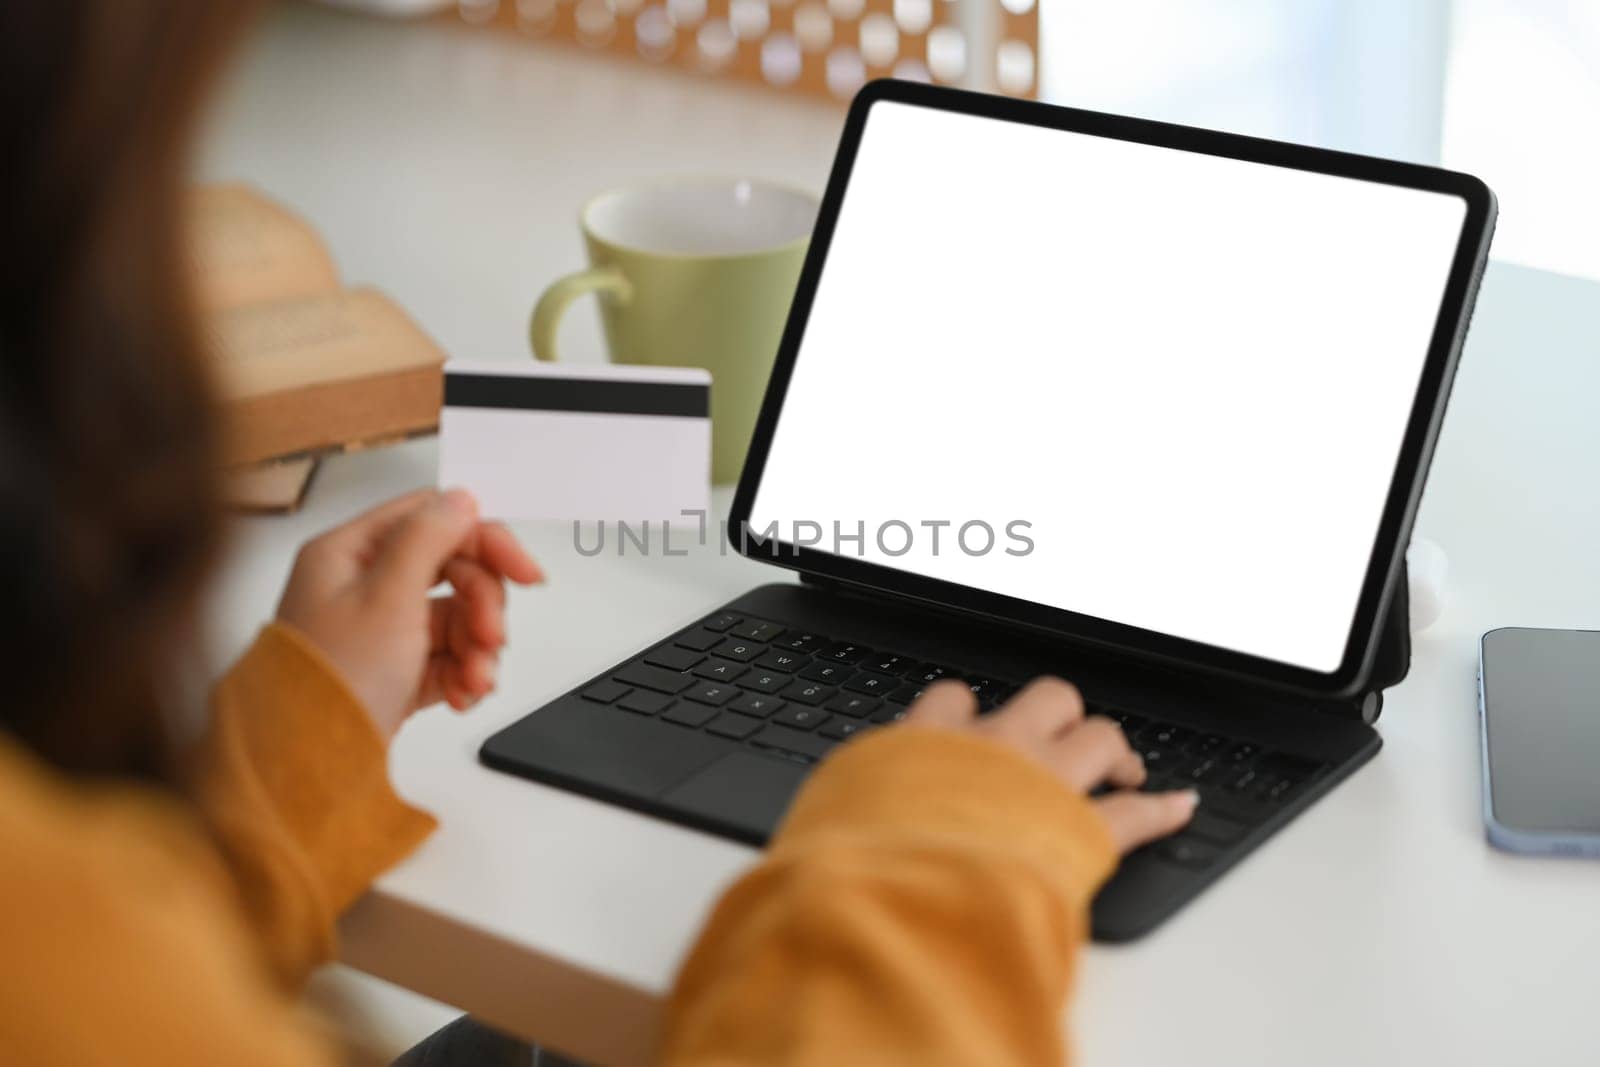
[728,79,1496,699]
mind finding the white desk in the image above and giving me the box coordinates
[204,7,1600,1065]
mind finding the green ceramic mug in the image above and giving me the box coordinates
[530,177,817,485]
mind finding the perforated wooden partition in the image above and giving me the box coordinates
[454,0,1039,100]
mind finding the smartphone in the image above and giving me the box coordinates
[1479,627,1600,857]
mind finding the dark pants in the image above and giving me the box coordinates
[391,1017,586,1067]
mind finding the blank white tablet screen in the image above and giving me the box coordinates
[748,100,1468,673]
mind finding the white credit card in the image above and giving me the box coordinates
[438,360,711,523]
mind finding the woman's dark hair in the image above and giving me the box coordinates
[0,3,262,781]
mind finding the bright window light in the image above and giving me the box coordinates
[1037,1,1449,163]
[1443,0,1600,280]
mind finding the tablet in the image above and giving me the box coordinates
[731,80,1496,698]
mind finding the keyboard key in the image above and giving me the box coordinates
[702,613,741,632]
[783,681,837,705]
[864,654,911,675]
[1157,837,1220,870]
[1258,752,1321,783]
[844,672,898,695]
[1183,757,1224,783]
[817,642,872,664]
[966,679,1008,703]
[1109,710,1148,736]
[714,638,764,662]
[750,724,834,763]
[692,658,749,683]
[706,712,764,740]
[580,681,630,704]
[615,664,695,694]
[1123,718,1161,744]
[1186,810,1249,846]
[1197,785,1270,825]
[1142,773,1181,794]
[773,632,824,653]
[1191,732,1228,755]
[1223,766,1260,793]
[645,646,705,672]
[730,692,785,718]
[826,694,880,718]
[1149,724,1195,749]
[1225,742,1261,763]
[1145,749,1185,775]
[870,704,910,724]
[886,684,925,705]
[617,690,673,716]
[820,718,870,740]
[773,706,830,731]
[907,664,950,684]
[799,662,855,684]
[1165,753,1204,780]
[741,671,790,694]
[730,620,782,642]
[1257,775,1297,804]
[684,682,739,706]
[663,703,718,728]
[674,629,724,652]
[756,650,806,672]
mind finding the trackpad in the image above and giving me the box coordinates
[660,751,811,841]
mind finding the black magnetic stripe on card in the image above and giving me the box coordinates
[444,373,709,418]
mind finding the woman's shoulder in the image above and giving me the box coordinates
[0,735,242,953]
[0,735,333,1065]
[0,734,206,868]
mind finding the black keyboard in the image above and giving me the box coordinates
[577,611,1328,865]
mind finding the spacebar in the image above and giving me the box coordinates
[750,725,833,763]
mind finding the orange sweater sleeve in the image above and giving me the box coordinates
[193,621,439,985]
[661,727,1118,1067]
[0,622,434,1067]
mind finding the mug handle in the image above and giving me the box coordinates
[529,266,633,361]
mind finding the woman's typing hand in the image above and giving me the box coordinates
[903,677,1196,853]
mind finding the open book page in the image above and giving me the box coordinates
[208,287,445,400]
[189,183,340,310]
[222,455,320,513]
